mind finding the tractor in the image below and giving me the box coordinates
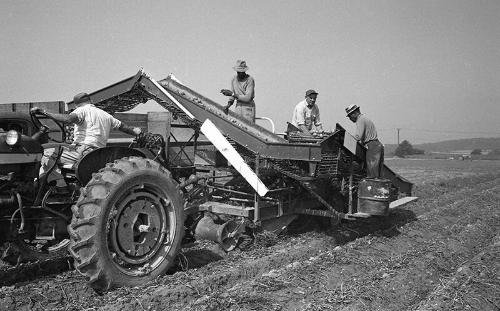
[1,69,416,294]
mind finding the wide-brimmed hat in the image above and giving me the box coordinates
[233,60,249,72]
[345,104,360,116]
[305,89,318,97]
[73,92,91,105]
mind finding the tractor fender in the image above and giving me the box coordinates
[75,146,154,185]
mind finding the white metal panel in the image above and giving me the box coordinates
[343,131,358,154]
[200,119,269,197]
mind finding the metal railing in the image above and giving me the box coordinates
[255,117,275,133]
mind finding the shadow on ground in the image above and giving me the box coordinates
[0,256,73,287]
[0,208,416,287]
[288,207,417,246]
[168,207,418,275]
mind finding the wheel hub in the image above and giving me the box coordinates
[110,188,170,266]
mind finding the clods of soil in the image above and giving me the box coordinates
[1,159,499,311]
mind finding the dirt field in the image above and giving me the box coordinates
[1,159,499,311]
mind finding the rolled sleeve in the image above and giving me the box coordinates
[111,117,122,130]
[70,109,84,125]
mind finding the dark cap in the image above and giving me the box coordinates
[73,92,91,105]
[305,89,318,97]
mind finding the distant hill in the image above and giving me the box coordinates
[385,137,500,154]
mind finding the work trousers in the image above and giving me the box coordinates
[365,140,384,178]
[235,102,256,123]
[39,144,96,187]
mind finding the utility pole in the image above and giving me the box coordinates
[397,128,401,145]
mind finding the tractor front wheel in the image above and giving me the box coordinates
[68,157,184,293]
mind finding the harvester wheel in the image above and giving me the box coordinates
[68,156,184,293]
[3,210,70,264]
[2,238,69,265]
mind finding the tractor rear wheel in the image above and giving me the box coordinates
[68,156,184,293]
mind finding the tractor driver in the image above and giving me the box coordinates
[32,92,142,193]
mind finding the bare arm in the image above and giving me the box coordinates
[225,97,235,110]
[118,123,141,136]
[223,79,237,111]
[44,111,79,124]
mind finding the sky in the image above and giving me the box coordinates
[1,0,499,144]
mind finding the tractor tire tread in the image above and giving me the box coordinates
[68,156,184,293]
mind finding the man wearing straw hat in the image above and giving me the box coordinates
[345,104,384,178]
[220,60,256,123]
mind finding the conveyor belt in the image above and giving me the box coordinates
[157,75,324,162]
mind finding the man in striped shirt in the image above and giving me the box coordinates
[345,104,384,178]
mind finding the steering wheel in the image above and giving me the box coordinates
[30,110,67,143]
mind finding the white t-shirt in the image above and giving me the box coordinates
[71,104,122,148]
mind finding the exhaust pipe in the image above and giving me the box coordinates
[194,215,244,251]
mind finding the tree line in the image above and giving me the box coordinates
[394,141,500,158]
[394,140,424,157]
